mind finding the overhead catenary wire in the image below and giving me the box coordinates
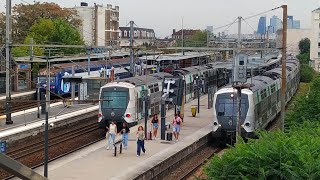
[212,6,283,33]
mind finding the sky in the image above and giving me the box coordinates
[1,0,320,38]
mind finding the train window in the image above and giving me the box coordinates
[102,91,128,109]
[154,84,159,92]
[271,84,276,94]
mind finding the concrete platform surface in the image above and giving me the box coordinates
[0,90,35,101]
[31,95,213,180]
[0,102,98,131]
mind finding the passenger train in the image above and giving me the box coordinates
[98,54,283,133]
[212,56,300,143]
[37,60,132,96]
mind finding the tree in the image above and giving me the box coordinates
[299,38,310,54]
[12,18,83,57]
[297,53,310,64]
[12,2,81,43]
[0,12,5,44]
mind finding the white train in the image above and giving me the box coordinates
[97,55,283,134]
[212,56,300,143]
[98,65,227,131]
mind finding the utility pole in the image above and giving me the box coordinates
[237,16,241,52]
[234,16,244,144]
[182,17,185,55]
[44,56,49,178]
[87,46,91,76]
[71,66,75,105]
[280,5,287,131]
[5,0,13,124]
[129,21,135,76]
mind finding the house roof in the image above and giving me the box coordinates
[172,29,200,36]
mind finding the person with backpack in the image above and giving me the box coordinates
[106,121,117,150]
[172,114,182,142]
[151,114,159,140]
[121,122,130,150]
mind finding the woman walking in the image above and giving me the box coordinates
[151,114,159,140]
[172,114,182,142]
[121,122,130,150]
[107,121,117,150]
[136,126,146,156]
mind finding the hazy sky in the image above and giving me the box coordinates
[2,0,320,37]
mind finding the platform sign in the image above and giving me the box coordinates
[0,141,6,154]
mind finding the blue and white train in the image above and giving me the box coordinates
[37,60,132,96]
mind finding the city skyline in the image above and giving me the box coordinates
[1,0,320,37]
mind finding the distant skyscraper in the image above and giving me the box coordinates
[206,26,213,33]
[293,20,301,29]
[257,16,267,35]
[287,15,294,29]
[270,15,283,33]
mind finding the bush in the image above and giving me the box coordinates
[205,76,320,180]
[205,125,320,179]
[286,76,320,126]
[300,64,315,83]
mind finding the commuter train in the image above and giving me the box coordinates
[97,54,282,133]
[212,56,300,143]
[98,64,227,131]
[37,60,132,96]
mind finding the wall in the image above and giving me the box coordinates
[75,7,94,46]
[276,29,311,56]
[310,10,320,71]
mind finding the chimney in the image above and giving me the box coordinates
[173,29,176,34]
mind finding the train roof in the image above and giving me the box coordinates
[139,52,211,62]
[114,72,172,86]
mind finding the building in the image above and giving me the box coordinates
[257,16,266,35]
[287,16,294,29]
[270,15,282,33]
[172,29,200,40]
[276,29,310,55]
[293,20,301,29]
[119,27,155,47]
[310,8,320,71]
[74,2,119,47]
[206,26,213,33]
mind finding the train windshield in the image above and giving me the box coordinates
[216,94,248,117]
[101,91,128,109]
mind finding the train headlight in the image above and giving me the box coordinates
[98,113,102,117]
[213,122,218,126]
[126,113,131,118]
[245,122,250,127]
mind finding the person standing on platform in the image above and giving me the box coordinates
[136,126,146,156]
[172,114,182,142]
[151,114,159,140]
[121,122,130,150]
[107,121,117,150]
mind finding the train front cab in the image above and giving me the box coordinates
[98,85,135,137]
[212,89,255,144]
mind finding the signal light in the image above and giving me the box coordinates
[98,113,102,117]
[126,113,131,118]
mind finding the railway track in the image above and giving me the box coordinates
[163,146,222,180]
[0,118,102,179]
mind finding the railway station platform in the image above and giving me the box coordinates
[32,95,214,180]
[0,101,97,131]
[0,90,35,101]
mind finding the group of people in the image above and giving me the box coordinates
[105,113,182,157]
